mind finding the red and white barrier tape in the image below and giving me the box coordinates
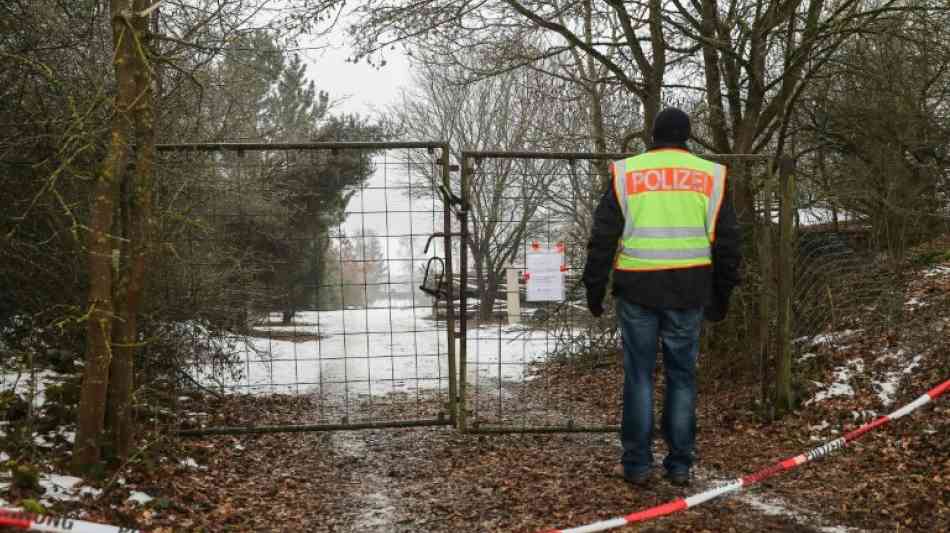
[0,508,142,533]
[543,378,950,533]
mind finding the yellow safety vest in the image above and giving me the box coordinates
[611,149,727,271]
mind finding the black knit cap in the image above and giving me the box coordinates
[652,107,691,145]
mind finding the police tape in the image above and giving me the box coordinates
[542,377,950,533]
[0,508,142,533]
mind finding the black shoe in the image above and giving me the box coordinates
[666,471,690,487]
[613,464,652,487]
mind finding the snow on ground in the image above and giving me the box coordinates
[179,457,204,470]
[800,329,862,347]
[808,420,831,441]
[694,468,861,533]
[0,370,65,408]
[739,491,863,533]
[872,351,923,407]
[0,474,105,506]
[188,301,563,398]
[806,358,863,406]
[127,491,154,505]
[922,265,950,277]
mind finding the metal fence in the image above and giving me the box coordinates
[149,142,459,434]
[1,144,918,445]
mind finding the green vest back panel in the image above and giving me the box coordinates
[611,150,727,271]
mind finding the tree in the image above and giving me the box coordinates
[396,56,567,320]
[336,230,389,307]
[74,0,157,470]
[0,0,357,471]
[796,6,950,255]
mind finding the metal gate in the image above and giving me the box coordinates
[454,151,777,433]
[154,144,836,436]
[152,142,460,434]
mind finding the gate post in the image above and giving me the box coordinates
[440,145,458,425]
[775,157,796,413]
[756,169,774,411]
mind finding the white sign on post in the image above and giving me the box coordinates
[525,242,565,302]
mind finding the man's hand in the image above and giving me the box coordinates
[587,287,605,317]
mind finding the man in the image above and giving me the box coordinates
[582,107,741,487]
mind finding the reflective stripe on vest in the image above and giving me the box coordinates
[611,150,727,271]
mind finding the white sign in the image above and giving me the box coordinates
[525,246,565,302]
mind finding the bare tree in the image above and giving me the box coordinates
[395,57,569,319]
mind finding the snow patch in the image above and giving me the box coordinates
[38,474,102,503]
[0,370,66,408]
[806,359,863,405]
[695,468,860,532]
[185,308,562,397]
[742,492,863,533]
[808,420,830,441]
[872,353,923,406]
[127,491,154,505]
[798,329,861,348]
[922,265,950,277]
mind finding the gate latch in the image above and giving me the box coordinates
[419,232,457,300]
[420,256,447,299]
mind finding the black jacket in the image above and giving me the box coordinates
[582,150,742,314]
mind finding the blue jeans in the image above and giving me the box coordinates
[616,299,702,477]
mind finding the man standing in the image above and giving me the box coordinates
[582,108,741,487]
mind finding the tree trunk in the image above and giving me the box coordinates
[108,0,155,462]
[74,2,138,473]
[474,251,489,321]
[480,270,500,322]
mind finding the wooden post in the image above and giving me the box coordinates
[775,157,796,413]
[506,265,521,325]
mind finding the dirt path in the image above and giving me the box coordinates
[329,430,401,532]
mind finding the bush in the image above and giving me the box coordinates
[11,463,41,492]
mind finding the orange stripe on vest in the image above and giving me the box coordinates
[624,167,713,196]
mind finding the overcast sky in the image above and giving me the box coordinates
[290,24,435,278]
[297,26,412,118]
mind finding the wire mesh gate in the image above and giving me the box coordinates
[454,151,779,433]
[151,142,460,434]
